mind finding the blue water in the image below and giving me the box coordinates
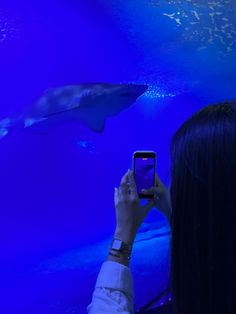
[0,0,236,313]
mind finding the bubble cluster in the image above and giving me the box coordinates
[142,84,176,99]
[121,80,178,100]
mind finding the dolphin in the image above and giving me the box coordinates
[0,83,148,138]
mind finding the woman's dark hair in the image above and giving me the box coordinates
[170,101,236,314]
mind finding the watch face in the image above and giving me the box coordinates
[113,239,122,250]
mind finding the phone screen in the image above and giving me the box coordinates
[133,152,156,198]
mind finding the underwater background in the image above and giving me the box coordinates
[0,0,236,313]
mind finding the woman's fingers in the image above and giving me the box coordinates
[114,187,118,204]
[142,173,163,194]
[120,171,129,185]
[118,170,139,199]
[118,170,162,199]
[119,171,130,195]
[128,170,139,199]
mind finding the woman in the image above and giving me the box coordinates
[87,101,236,314]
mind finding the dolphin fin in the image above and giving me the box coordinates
[24,117,48,128]
[78,108,106,132]
[23,117,50,135]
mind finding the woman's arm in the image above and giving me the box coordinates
[87,170,171,313]
[87,259,134,314]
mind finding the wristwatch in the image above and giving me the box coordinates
[110,238,133,252]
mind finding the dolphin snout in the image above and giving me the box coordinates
[121,84,148,98]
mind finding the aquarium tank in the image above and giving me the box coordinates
[0,0,235,313]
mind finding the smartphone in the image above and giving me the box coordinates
[133,151,156,198]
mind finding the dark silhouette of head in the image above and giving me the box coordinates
[170,100,236,314]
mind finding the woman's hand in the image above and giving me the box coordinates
[142,173,172,220]
[113,170,172,245]
[114,169,153,244]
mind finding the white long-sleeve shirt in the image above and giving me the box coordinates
[87,261,134,314]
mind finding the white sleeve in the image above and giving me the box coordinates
[87,261,134,314]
